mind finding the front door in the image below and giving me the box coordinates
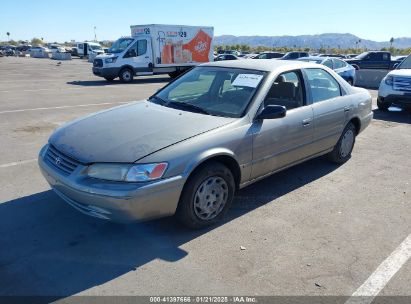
[251,70,314,179]
[123,39,153,75]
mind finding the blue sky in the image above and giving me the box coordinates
[0,0,409,42]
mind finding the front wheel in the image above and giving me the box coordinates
[327,122,356,164]
[119,68,134,83]
[168,71,180,79]
[377,98,391,111]
[176,161,235,229]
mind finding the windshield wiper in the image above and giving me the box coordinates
[167,101,210,115]
[148,95,167,105]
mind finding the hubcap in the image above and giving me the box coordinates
[194,176,229,221]
[123,71,131,80]
[340,129,354,158]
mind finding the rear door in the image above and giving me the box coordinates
[304,68,350,152]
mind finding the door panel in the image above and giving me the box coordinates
[311,96,350,150]
[251,105,314,179]
[122,39,153,75]
[304,68,350,152]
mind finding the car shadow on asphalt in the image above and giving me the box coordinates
[0,157,338,302]
[372,108,411,124]
[67,78,170,87]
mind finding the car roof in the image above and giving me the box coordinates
[299,56,325,61]
[202,59,321,72]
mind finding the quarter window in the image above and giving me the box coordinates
[305,68,341,103]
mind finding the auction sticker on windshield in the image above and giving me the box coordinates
[232,74,264,88]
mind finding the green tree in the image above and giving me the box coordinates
[390,37,394,48]
[6,32,10,41]
[31,37,43,46]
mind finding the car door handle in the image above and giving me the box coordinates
[344,107,351,112]
[302,118,312,126]
[145,56,149,59]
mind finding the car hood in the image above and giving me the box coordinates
[49,101,235,164]
[387,69,411,77]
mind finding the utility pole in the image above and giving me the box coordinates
[94,26,97,42]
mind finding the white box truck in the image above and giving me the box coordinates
[76,41,104,59]
[92,24,214,82]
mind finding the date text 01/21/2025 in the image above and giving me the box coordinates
[149,296,257,303]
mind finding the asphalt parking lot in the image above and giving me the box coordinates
[0,57,410,301]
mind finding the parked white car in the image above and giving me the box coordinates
[378,54,411,110]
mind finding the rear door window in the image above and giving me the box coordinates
[323,59,333,69]
[333,59,345,69]
[304,68,342,103]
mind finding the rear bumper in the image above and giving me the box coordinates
[92,67,121,79]
[38,145,185,223]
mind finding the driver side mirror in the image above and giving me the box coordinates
[256,105,287,120]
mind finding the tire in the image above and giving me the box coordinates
[119,68,134,83]
[176,161,235,229]
[377,98,391,111]
[327,122,357,164]
[104,77,115,82]
[168,71,180,79]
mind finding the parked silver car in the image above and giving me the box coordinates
[39,60,373,228]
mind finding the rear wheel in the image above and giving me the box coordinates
[377,98,391,111]
[119,68,134,83]
[327,122,356,164]
[176,161,235,229]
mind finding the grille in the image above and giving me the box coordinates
[93,58,103,67]
[393,76,411,91]
[45,145,80,176]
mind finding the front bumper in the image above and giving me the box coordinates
[38,145,185,223]
[378,82,411,107]
[92,67,121,78]
[378,94,411,107]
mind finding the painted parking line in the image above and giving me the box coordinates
[0,159,37,168]
[345,233,411,304]
[0,82,162,93]
[0,101,130,115]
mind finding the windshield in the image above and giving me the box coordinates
[151,67,267,118]
[299,58,323,64]
[89,44,102,51]
[397,55,411,69]
[108,38,134,54]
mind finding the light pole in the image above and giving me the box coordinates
[94,26,97,42]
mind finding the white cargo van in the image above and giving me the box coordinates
[92,24,214,82]
[77,41,104,58]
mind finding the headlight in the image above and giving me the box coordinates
[385,75,394,86]
[87,163,168,182]
[104,56,118,64]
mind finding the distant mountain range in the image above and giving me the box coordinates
[214,33,411,49]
